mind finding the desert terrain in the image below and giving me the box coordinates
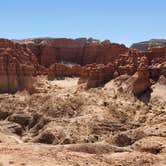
[0,38,165,165]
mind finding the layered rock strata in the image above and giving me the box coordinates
[0,38,165,95]
[0,39,37,93]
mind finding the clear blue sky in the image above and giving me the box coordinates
[0,0,166,46]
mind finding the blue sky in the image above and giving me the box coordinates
[0,0,166,46]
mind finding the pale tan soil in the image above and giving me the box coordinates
[0,143,164,166]
[0,76,165,165]
[151,83,166,103]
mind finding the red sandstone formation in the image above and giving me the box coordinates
[0,38,165,94]
[0,39,37,93]
[76,47,165,91]
[78,63,114,88]
[16,38,88,67]
[19,38,165,81]
[82,41,127,65]
[16,38,128,67]
[117,48,166,79]
[48,63,82,80]
[124,57,151,95]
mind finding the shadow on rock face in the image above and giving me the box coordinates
[137,88,153,104]
[113,133,133,147]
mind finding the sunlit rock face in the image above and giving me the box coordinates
[0,38,165,93]
[16,38,128,66]
[0,39,37,93]
[131,39,166,51]
[0,38,165,165]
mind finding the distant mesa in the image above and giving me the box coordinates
[131,39,166,51]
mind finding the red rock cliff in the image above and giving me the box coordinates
[0,39,37,93]
[0,38,165,94]
[16,38,128,67]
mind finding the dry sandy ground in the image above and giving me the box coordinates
[0,143,165,166]
[0,76,165,166]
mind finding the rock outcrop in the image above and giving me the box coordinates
[75,47,165,89]
[104,57,151,96]
[45,45,165,90]
[48,63,82,80]
[78,63,114,88]
[131,39,166,51]
[0,38,165,165]
[0,38,165,94]
[0,39,37,93]
[15,38,128,67]
[118,48,166,80]
[124,57,150,95]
